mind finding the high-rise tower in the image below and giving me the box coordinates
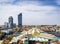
[8,16,13,28]
[18,13,22,27]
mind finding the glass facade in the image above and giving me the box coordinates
[18,13,22,27]
[9,16,13,28]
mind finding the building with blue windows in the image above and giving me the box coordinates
[8,16,13,28]
[18,13,22,27]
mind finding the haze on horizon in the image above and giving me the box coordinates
[0,0,60,25]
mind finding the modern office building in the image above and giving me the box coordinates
[8,16,13,28]
[18,13,22,27]
[13,23,16,28]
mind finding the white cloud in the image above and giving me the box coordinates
[0,4,60,25]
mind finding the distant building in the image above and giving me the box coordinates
[13,23,16,28]
[18,13,22,27]
[8,16,13,28]
[1,29,12,33]
[4,22,8,29]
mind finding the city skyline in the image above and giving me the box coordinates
[0,0,60,25]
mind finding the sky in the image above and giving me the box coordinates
[0,0,60,25]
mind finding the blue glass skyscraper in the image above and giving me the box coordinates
[18,13,22,27]
[9,16,13,28]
